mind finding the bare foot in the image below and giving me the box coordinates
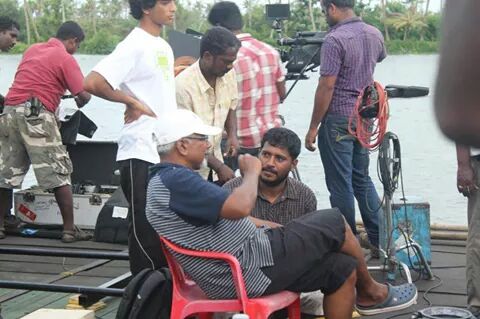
[356,282,388,307]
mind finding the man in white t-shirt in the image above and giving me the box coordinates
[84,0,177,275]
[456,144,480,318]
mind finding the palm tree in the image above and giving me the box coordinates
[380,0,390,41]
[424,0,430,16]
[387,8,428,41]
[23,0,40,44]
[23,0,31,44]
[244,0,253,29]
[307,0,316,31]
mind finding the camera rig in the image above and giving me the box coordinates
[266,4,326,99]
[277,31,326,80]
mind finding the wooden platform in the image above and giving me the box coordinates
[0,236,128,319]
[0,236,470,318]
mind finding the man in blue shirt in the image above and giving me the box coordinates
[305,0,385,249]
[147,109,417,317]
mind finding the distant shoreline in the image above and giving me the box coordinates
[386,40,439,54]
[3,40,439,56]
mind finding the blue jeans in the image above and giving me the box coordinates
[318,115,380,247]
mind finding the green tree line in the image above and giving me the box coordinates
[0,0,441,55]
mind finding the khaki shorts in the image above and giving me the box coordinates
[0,105,72,189]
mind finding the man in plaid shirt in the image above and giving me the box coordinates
[208,1,286,164]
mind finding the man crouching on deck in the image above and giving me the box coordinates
[146,108,418,318]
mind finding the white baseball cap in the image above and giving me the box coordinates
[154,108,222,145]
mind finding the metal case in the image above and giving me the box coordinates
[14,141,119,230]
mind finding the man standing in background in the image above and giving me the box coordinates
[0,21,91,242]
[84,0,177,274]
[208,1,286,166]
[455,144,480,318]
[304,0,386,250]
[0,17,19,53]
[175,26,240,185]
[0,16,20,113]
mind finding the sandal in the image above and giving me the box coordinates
[61,226,92,243]
[355,283,417,315]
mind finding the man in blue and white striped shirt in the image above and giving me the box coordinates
[147,109,417,317]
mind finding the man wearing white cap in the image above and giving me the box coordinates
[146,109,417,318]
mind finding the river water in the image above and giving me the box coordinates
[0,54,466,225]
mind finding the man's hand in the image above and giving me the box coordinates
[238,154,262,177]
[74,91,91,108]
[249,216,282,228]
[216,164,235,185]
[305,127,318,152]
[224,135,239,158]
[457,162,478,197]
[124,100,156,124]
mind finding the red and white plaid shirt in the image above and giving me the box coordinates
[234,34,286,148]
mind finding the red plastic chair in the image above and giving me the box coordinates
[160,236,301,319]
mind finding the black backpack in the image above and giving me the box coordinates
[116,268,172,319]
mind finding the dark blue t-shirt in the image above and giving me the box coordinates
[149,162,229,225]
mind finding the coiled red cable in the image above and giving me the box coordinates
[348,81,389,150]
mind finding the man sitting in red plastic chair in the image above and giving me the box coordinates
[146,108,417,318]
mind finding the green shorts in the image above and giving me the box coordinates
[0,105,72,189]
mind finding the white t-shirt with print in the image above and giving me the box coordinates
[93,27,176,164]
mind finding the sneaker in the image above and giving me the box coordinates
[356,283,418,315]
[61,226,92,243]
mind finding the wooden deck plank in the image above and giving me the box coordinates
[95,297,122,319]
[100,260,130,268]
[75,267,129,278]
[91,297,121,319]
[2,292,68,319]
[54,276,115,287]
[0,271,56,282]
[0,236,126,251]
[0,254,96,266]
[0,261,90,275]
[0,261,127,279]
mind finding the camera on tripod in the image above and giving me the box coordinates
[266,4,326,80]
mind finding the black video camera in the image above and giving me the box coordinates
[266,4,326,80]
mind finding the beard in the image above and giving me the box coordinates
[260,170,289,187]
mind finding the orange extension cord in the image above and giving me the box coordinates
[348,81,389,150]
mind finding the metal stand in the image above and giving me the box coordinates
[368,195,434,282]
[368,132,434,281]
